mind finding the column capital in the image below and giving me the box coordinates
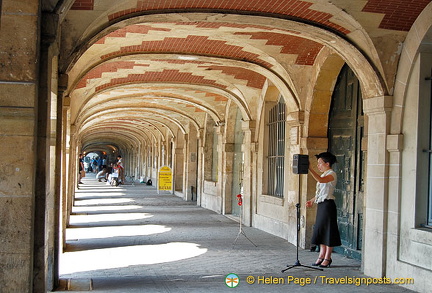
[386,134,404,152]
[241,119,256,131]
[59,74,68,95]
[287,111,305,125]
[215,125,224,135]
[197,128,204,139]
[63,96,71,108]
[70,124,77,135]
[363,95,393,114]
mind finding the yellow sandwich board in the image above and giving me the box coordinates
[158,165,172,193]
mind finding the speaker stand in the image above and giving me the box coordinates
[282,203,322,272]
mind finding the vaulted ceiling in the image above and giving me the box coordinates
[49,0,431,154]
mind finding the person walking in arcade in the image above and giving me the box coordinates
[306,152,341,268]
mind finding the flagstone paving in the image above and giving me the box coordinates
[55,177,415,292]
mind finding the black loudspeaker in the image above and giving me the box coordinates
[293,154,309,174]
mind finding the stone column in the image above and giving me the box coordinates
[215,124,224,214]
[153,142,159,180]
[33,13,62,291]
[181,134,189,199]
[145,145,150,180]
[241,120,256,226]
[0,1,40,292]
[196,128,205,206]
[174,138,185,194]
[221,142,235,214]
[60,96,70,253]
[185,127,199,201]
[362,95,392,277]
[68,126,79,223]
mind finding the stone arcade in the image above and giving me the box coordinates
[0,1,431,292]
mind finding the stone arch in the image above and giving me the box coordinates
[303,47,385,260]
[305,52,345,139]
[391,2,432,134]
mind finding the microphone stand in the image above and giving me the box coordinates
[232,195,257,248]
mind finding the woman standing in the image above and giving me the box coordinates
[78,153,85,184]
[116,155,125,184]
[306,152,341,268]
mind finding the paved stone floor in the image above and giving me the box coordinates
[55,177,415,292]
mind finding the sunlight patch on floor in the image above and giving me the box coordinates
[75,188,126,198]
[73,198,134,206]
[60,242,207,274]
[66,224,170,240]
[69,212,152,224]
[72,204,143,213]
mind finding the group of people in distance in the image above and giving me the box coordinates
[78,154,125,186]
[89,156,106,173]
[96,155,125,186]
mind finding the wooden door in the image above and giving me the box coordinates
[329,64,365,260]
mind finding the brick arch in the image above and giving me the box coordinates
[104,0,350,35]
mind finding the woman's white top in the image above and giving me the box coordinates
[314,169,337,203]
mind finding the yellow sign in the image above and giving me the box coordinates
[158,166,173,191]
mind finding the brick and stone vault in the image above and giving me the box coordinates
[60,0,430,152]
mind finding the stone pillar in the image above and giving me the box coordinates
[33,12,61,292]
[222,142,235,214]
[286,112,300,244]
[174,139,185,194]
[362,95,392,277]
[60,97,71,253]
[0,1,40,292]
[241,120,256,226]
[196,128,205,206]
[145,145,150,180]
[215,124,224,214]
[385,134,403,276]
[153,141,159,179]
[68,125,79,224]
[185,128,199,201]
[181,134,189,199]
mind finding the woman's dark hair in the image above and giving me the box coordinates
[315,152,337,166]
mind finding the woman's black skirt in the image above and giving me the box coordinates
[311,199,341,247]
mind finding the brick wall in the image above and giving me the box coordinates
[363,0,431,31]
[71,0,94,11]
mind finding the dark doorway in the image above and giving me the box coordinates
[328,64,366,260]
